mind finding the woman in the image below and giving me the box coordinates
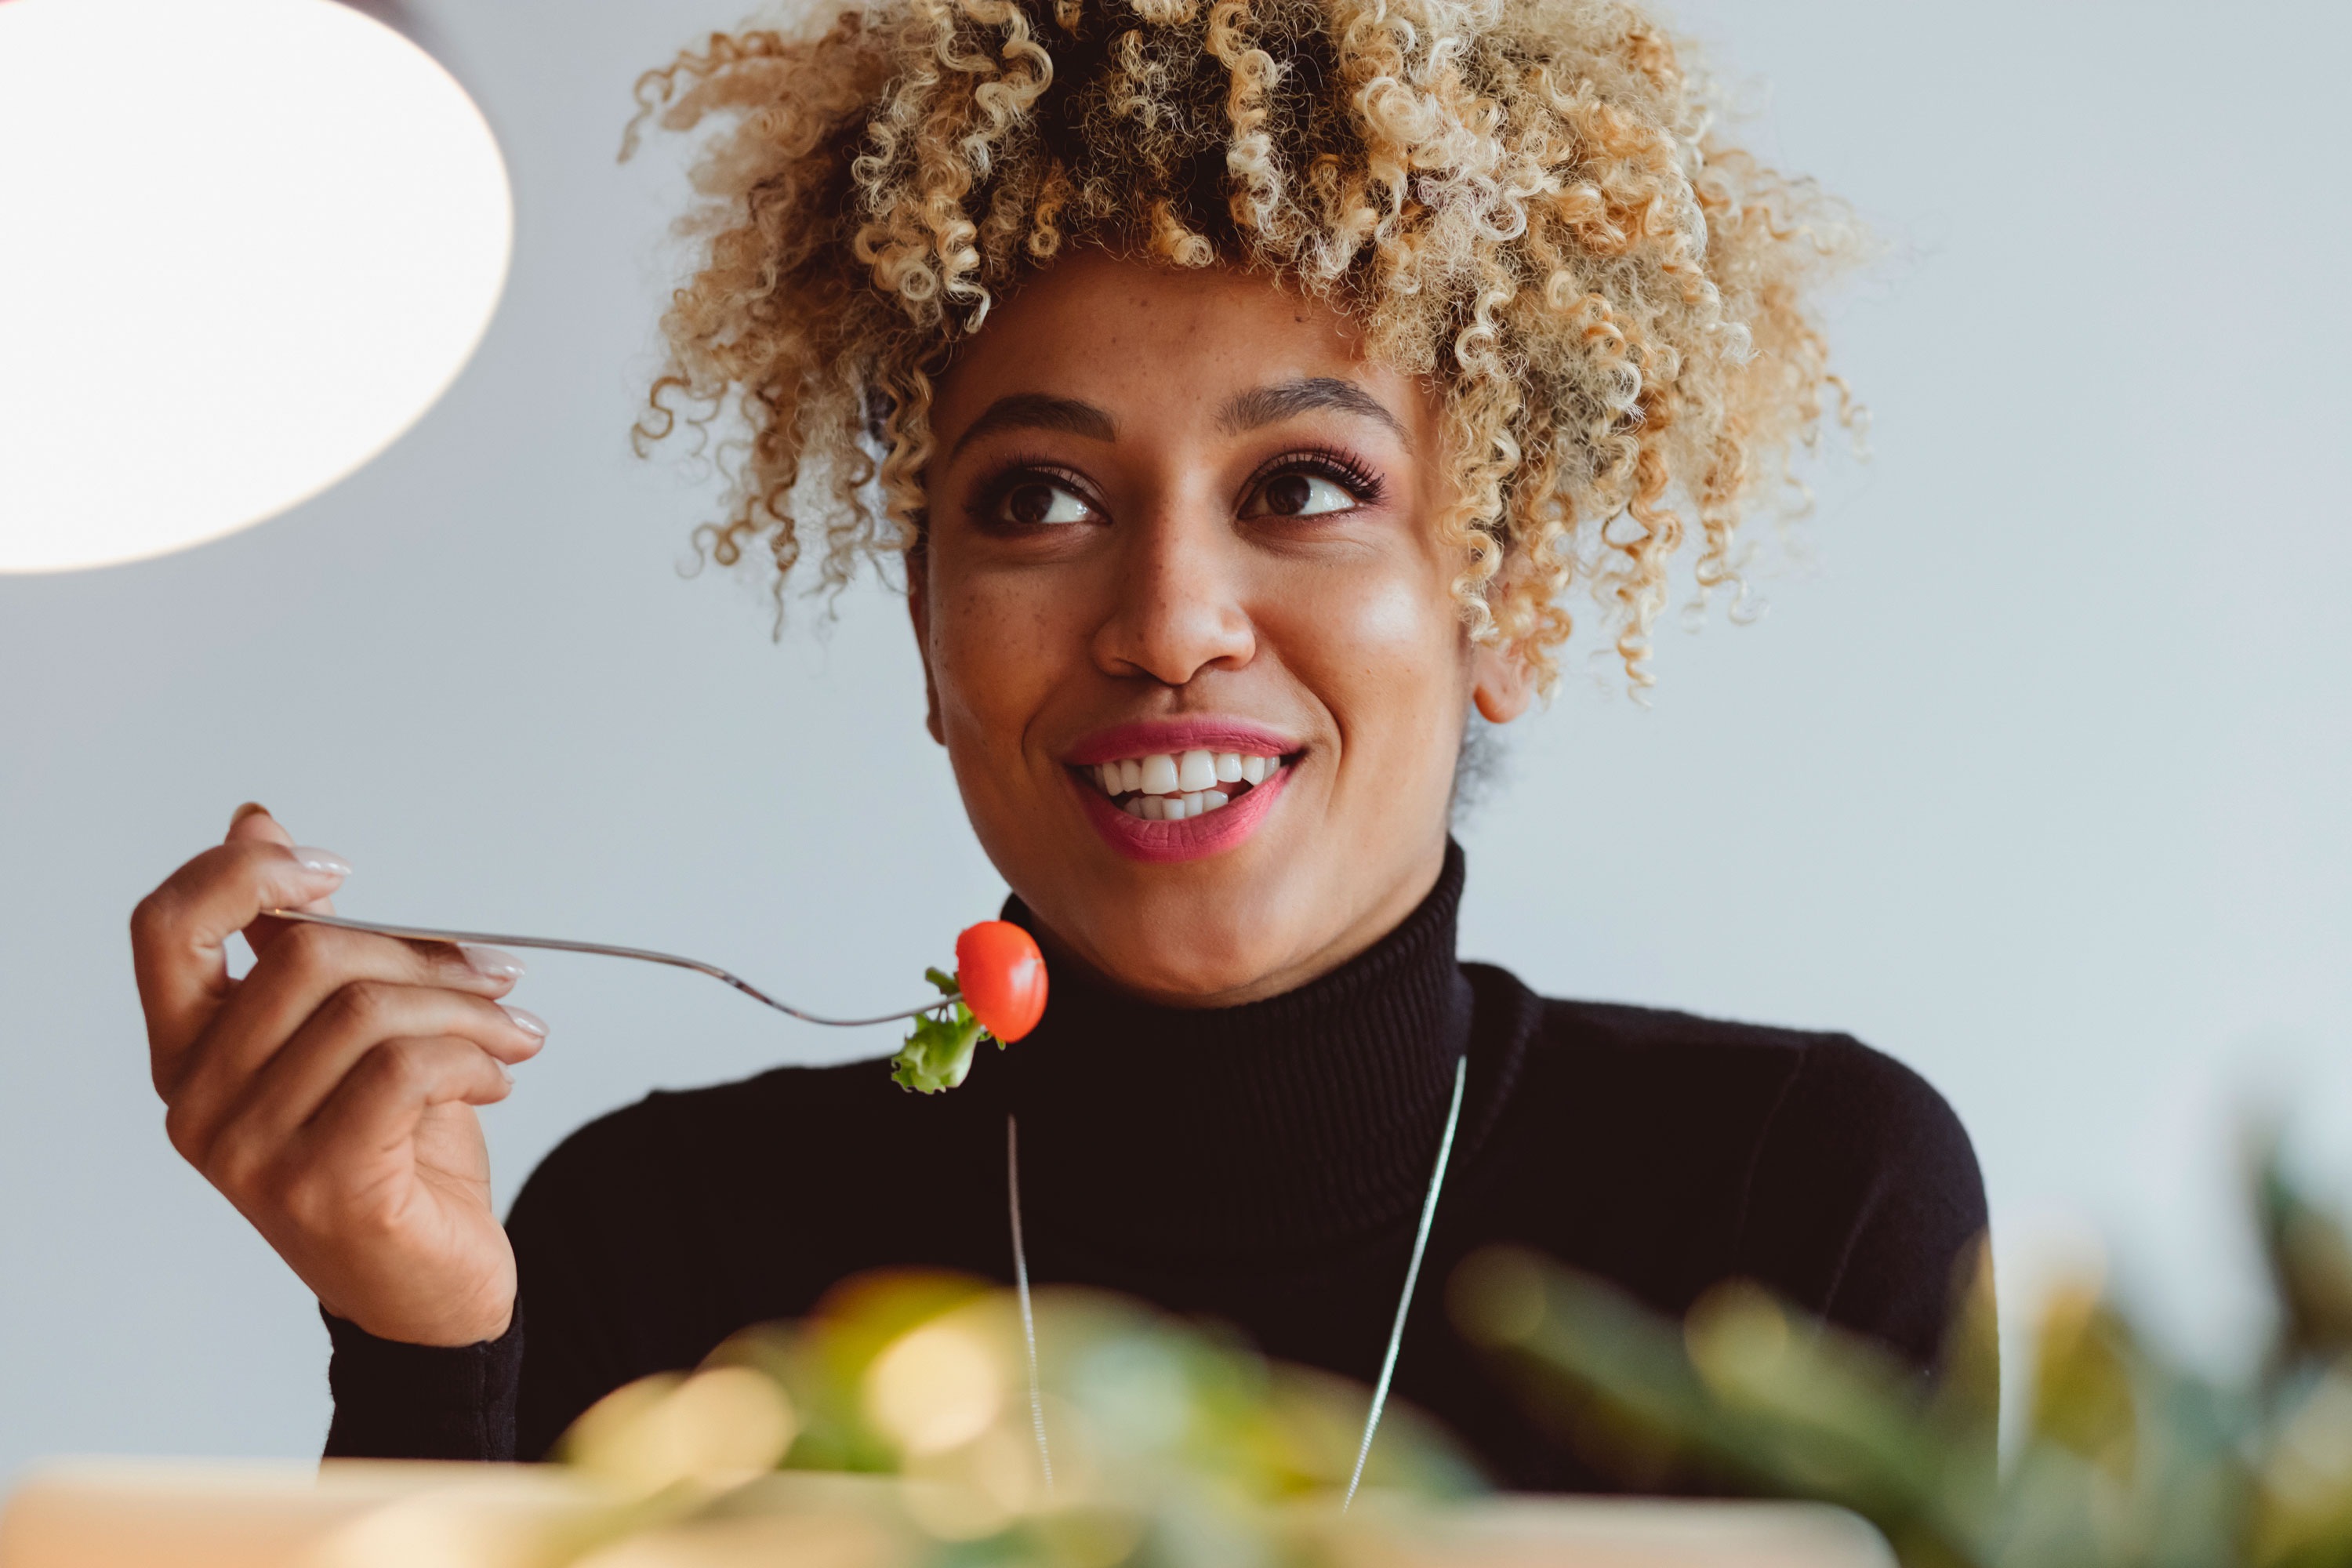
[130,0,1984,1490]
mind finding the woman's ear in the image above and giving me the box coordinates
[906,553,946,746]
[1470,638,1535,724]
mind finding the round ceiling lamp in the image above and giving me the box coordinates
[0,0,512,573]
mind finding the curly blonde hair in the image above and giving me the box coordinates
[627,0,1858,692]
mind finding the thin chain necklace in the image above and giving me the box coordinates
[1004,1053,1469,1512]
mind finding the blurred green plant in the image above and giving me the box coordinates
[533,1271,1480,1567]
[1448,1134,2352,1568]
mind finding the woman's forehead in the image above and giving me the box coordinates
[934,256,1430,445]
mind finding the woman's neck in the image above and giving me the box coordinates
[988,840,1473,1260]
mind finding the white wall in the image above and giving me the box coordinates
[2,0,2345,1482]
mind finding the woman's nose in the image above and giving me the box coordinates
[1089,506,1256,688]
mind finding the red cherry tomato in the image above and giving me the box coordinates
[955,920,1047,1043]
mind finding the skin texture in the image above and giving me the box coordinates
[130,255,1530,1346]
[913,252,1531,1006]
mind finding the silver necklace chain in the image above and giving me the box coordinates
[1004,1116,1052,1492]
[1003,1053,1469,1512]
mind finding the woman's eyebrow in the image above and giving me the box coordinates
[1216,377,1411,449]
[948,393,1118,459]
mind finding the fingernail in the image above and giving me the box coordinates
[462,945,527,982]
[499,1004,548,1040]
[496,1060,514,1084]
[291,846,351,877]
[230,801,271,828]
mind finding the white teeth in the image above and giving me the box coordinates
[1092,746,1287,818]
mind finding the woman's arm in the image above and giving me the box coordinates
[317,1079,758,1461]
[314,1112,651,1461]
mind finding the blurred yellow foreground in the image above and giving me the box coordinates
[0,1457,1891,1568]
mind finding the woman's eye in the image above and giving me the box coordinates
[1248,471,1358,519]
[995,480,1094,527]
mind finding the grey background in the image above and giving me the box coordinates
[2,0,2346,1480]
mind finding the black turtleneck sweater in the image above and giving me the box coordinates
[323,844,1987,1489]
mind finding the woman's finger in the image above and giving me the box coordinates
[216,983,544,1155]
[165,923,524,1134]
[131,837,350,1083]
[292,1036,514,1181]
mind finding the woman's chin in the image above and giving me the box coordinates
[1031,886,1315,1007]
[1080,935,1303,1008]
[983,773,1392,1007]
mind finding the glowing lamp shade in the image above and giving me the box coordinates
[0,0,512,572]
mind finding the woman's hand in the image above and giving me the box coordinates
[131,805,546,1347]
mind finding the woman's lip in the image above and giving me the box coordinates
[1065,718,1300,767]
[1074,761,1292,864]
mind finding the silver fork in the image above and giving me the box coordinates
[263,908,955,1028]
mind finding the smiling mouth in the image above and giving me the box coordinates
[1074,747,1296,822]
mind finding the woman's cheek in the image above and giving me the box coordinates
[1278,551,1457,698]
[933,568,1069,779]
[1269,550,1466,822]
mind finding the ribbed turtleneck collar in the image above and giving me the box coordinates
[985,841,1474,1264]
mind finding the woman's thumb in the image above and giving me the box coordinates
[223,803,336,930]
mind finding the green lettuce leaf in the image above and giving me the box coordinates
[890,967,1000,1094]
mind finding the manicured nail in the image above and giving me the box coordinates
[291,846,351,877]
[230,801,271,829]
[495,1060,514,1085]
[462,945,527,982]
[499,1004,547,1040]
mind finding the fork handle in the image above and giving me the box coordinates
[262,908,953,1029]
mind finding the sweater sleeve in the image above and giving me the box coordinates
[320,1305,521,1461]
[1728,1036,1990,1375]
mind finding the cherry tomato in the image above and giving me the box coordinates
[955,920,1047,1043]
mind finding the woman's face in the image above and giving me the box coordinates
[913,252,1529,1007]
